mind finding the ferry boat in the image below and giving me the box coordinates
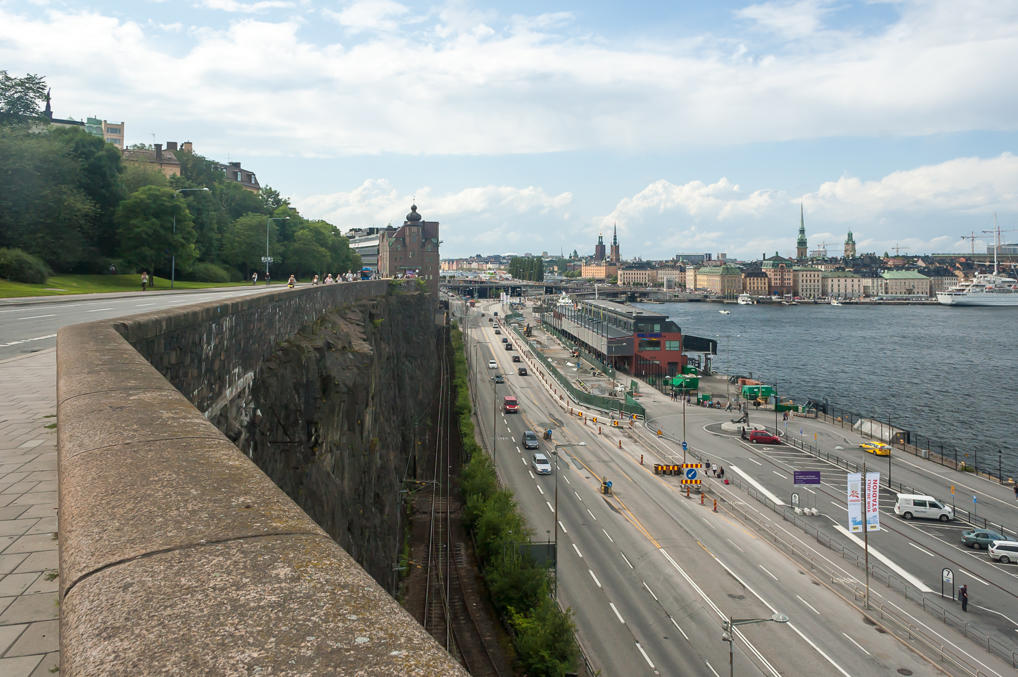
[936,222,1018,307]
[737,293,754,305]
[830,298,842,306]
[719,309,731,315]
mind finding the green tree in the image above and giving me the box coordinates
[0,72,47,126]
[216,181,265,221]
[222,213,276,276]
[115,186,196,275]
[175,149,225,188]
[509,600,577,676]
[122,164,168,193]
[259,185,289,212]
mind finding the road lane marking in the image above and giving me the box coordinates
[745,457,763,465]
[0,334,56,348]
[669,616,689,640]
[841,633,871,656]
[572,543,583,558]
[635,642,654,669]
[959,568,988,585]
[726,537,744,553]
[796,594,820,615]
[642,581,658,602]
[602,528,614,543]
[136,303,156,307]
[546,501,554,513]
[558,520,567,533]
[563,475,571,485]
[772,471,788,479]
[834,525,932,592]
[521,457,526,467]
[586,508,597,521]
[18,315,55,320]
[86,307,114,312]
[705,660,720,677]
[830,500,847,511]
[589,569,602,589]
[574,490,582,501]
[758,564,779,582]
[528,471,535,479]
[620,552,634,569]
[729,466,786,506]
[608,601,624,623]
[909,542,935,557]
[536,485,544,495]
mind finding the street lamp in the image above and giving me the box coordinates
[171,187,209,288]
[721,612,789,677]
[552,442,586,596]
[265,216,290,283]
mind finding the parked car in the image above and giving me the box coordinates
[531,452,552,475]
[492,374,504,384]
[503,396,519,413]
[989,540,1018,564]
[518,367,528,376]
[748,430,781,444]
[961,529,1006,549]
[894,494,953,522]
[860,441,891,456]
[512,355,521,362]
[487,359,497,369]
[523,430,540,449]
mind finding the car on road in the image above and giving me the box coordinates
[961,529,1006,549]
[512,355,521,362]
[492,374,504,384]
[504,343,513,350]
[501,337,508,343]
[494,328,501,334]
[523,430,540,449]
[989,540,1018,564]
[860,441,891,456]
[503,396,519,413]
[748,430,781,444]
[517,367,528,376]
[894,493,953,522]
[487,360,497,369]
[531,452,552,475]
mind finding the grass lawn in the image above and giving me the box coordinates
[0,274,269,298]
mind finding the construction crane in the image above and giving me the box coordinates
[960,231,980,255]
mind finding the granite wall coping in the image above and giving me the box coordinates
[56,284,465,675]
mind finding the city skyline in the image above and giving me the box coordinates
[3,1,1016,259]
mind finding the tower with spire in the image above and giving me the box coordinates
[594,233,606,262]
[609,224,620,264]
[844,230,856,259]
[796,203,808,260]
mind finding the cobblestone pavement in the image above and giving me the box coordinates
[0,350,60,677]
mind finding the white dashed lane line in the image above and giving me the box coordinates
[758,564,779,582]
[609,601,624,623]
[669,616,689,640]
[546,501,554,513]
[602,528,614,543]
[620,552,634,569]
[909,542,935,557]
[589,569,602,589]
[572,543,583,558]
[586,508,597,521]
[796,594,820,615]
[635,642,655,669]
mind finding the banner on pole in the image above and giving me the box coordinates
[865,472,880,532]
[847,473,862,533]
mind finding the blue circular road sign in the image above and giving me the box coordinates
[682,441,688,451]
[685,468,698,481]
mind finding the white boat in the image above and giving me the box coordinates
[830,298,842,306]
[937,220,1018,307]
[737,293,754,305]
[719,309,731,315]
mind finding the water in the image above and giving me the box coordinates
[637,301,1018,477]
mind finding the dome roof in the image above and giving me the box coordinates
[406,204,422,223]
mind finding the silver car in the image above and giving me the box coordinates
[531,453,552,475]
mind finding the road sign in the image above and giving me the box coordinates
[942,568,953,584]
[791,492,799,507]
[793,470,821,485]
[685,468,698,481]
[682,441,688,451]
[261,256,274,263]
[949,485,955,495]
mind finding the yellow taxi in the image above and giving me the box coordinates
[860,441,891,456]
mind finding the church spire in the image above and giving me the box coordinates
[43,88,52,121]
[796,203,808,260]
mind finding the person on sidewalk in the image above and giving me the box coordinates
[251,272,258,285]
[1014,484,1017,500]
[141,271,148,291]
[287,274,296,288]
[959,585,968,612]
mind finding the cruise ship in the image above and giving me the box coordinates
[936,222,1018,307]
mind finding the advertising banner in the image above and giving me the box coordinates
[847,473,862,533]
[865,472,881,532]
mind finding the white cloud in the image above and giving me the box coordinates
[735,0,835,40]
[602,178,780,228]
[199,0,294,12]
[323,0,409,33]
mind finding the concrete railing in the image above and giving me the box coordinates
[56,283,465,676]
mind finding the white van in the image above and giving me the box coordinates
[894,494,953,522]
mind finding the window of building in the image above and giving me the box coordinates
[665,340,680,351]
[638,338,661,351]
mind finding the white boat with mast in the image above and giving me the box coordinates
[936,219,1018,307]
[737,293,754,305]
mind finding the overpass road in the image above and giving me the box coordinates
[456,297,955,677]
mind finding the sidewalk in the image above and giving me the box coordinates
[0,350,60,677]
[0,282,278,308]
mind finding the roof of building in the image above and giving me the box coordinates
[405,204,422,223]
[698,265,741,275]
[582,298,666,320]
[761,257,793,269]
[122,148,180,166]
[821,271,860,278]
[880,270,929,279]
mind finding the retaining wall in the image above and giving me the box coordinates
[56,282,464,676]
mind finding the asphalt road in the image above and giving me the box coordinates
[455,297,948,677]
[0,286,279,361]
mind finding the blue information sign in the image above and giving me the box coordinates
[685,468,698,481]
[793,470,821,485]
[682,441,688,451]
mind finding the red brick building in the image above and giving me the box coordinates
[378,205,440,296]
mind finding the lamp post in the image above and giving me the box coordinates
[265,216,290,283]
[722,613,789,677]
[552,442,586,597]
[171,187,209,288]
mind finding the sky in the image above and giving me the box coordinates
[2,0,1017,260]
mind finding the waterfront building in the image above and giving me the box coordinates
[821,271,864,299]
[674,253,712,264]
[657,268,683,289]
[796,204,808,260]
[792,266,822,299]
[346,226,396,272]
[762,255,794,296]
[684,266,700,291]
[742,270,769,296]
[879,270,930,298]
[697,265,742,298]
[618,267,657,286]
[546,299,687,377]
[594,234,607,262]
[378,205,440,295]
[609,225,621,264]
[580,262,618,280]
[844,231,857,259]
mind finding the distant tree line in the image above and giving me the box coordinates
[0,71,359,283]
[508,256,544,282]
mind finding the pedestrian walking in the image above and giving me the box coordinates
[140,271,148,291]
[312,274,319,286]
[287,274,296,288]
[251,272,258,285]
[1014,484,1017,500]
[959,584,968,612]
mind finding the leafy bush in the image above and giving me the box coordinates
[183,261,232,283]
[0,247,50,283]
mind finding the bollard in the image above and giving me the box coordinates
[640,454,644,465]
[713,498,718,512]
[618,439,622,449]
[598,426,602,435]
[686,486,690,499]
[700,493,705,506]
[657,429,662,437]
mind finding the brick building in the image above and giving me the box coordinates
[378,205,440,296]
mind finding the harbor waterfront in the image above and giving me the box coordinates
[639,301,1018,478]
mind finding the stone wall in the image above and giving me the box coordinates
[56,282,465,676]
